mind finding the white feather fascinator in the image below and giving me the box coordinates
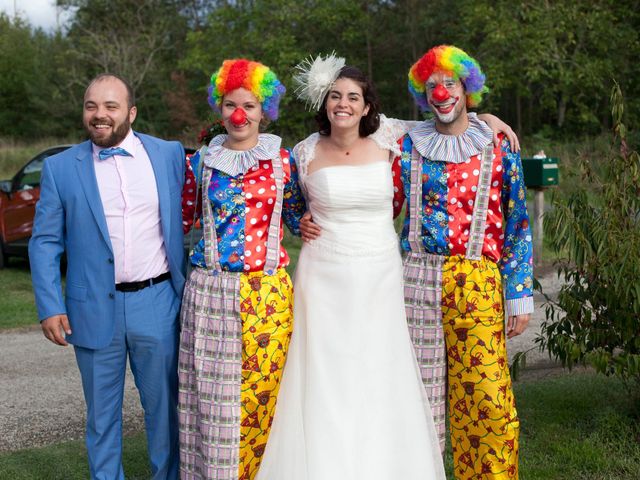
[294,52,346,111]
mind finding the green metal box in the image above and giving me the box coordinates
[521,157,559,188]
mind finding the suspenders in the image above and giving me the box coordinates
[408,147,425,253]
[409,143,495,260]
[201,154,285,276]
[465,144,495,261]
[262,155,284,275]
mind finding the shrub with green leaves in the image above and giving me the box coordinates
[538,83,640,387]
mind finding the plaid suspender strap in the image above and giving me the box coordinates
[202,165,223,275]
[408,147,425,253]
[262,153,284,275]
[465,143,495,260]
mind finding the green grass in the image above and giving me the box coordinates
[512,372,640,480]
[0,258,38,330]
[0,433,151,480]
[1,371,637,479]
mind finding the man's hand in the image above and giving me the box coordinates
[299,211,321,242]
[477,113,520,152]
[506,314,530,338]
[41,314,72,346]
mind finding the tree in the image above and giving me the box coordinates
[1,1,639,141]
[57,0,190,136]
[537,82,640,388]
[457,0,640,136]
[0,14,77,138]
[181,0,389,142]
[0,14,39,136]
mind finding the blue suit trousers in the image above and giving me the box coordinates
[74,280,180,480]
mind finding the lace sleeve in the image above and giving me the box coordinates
[369,115,421,158]
[292,133,320,193]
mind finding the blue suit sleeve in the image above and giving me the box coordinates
[28,159,66,322]
[500,139,534,316]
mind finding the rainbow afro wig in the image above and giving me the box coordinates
[408,45,488,112]
[208,58,286,121]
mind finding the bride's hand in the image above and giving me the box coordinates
[300,211,321,242]
[477,113,520,152]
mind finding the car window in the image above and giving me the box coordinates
[18,158,45,189]
[15,147,69,190]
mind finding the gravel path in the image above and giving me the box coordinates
[504,265,564,368]
[0,268,564,453]
[0,329,144,452]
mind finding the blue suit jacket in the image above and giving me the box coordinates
[29,132,186,349]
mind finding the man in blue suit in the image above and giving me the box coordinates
[29,73,185,480]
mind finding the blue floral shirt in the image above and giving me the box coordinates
[392,133,534,316]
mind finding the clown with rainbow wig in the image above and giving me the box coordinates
[392,45,533,480]
[178,58,306,480]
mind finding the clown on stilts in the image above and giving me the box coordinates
[393,45,534,479]
[178,59,305,480]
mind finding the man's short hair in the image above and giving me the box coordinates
[86,73,136,109]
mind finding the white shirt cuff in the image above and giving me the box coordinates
[505,296,534,317]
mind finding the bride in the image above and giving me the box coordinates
[256,57,446,479]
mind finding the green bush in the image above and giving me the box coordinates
[537,83,640,388]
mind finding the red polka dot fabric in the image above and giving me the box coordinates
[446,147,505,259]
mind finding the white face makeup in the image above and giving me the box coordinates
[426,72,466,125]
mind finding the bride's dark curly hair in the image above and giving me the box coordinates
[316,66,381,137]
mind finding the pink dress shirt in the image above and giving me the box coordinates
[93,130,170,283]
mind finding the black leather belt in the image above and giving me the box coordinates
[115,272,171,292]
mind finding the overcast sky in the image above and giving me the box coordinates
[0,0,73,31]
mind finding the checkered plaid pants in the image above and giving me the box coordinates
[403,251,447,453]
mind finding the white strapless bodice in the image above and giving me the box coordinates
[303,162,398,256]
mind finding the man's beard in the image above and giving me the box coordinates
[87,118,131,147]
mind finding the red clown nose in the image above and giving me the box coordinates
[230,108,247,127]
[431,84,450,103]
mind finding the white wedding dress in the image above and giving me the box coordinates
[256,122,445,480]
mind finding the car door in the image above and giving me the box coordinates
[2,147,69,247]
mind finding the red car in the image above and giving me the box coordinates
[0,146,71,268]
[0,145,197,268]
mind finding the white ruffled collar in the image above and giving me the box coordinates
[408,112,493,163]
[203,133,282,176]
